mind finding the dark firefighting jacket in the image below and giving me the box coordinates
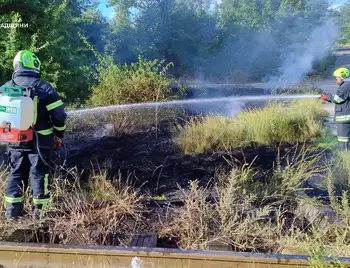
[325,79,350,124]
[2,68,67,148]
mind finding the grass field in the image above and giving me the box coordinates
[0,98,348,266]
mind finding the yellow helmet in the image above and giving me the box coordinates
[333,67,350,79]
[13,50,41,71]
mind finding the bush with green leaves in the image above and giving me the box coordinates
[91,56,177,106]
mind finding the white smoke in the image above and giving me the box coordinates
[265,20,340,89]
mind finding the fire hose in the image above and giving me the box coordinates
[33,129,68,172]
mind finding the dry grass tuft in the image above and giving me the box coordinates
[0,163,8,211]
[160,176,278,251]
[160,145,327,252]
[45,169,144,245]
[272,150,350,261]
[179,99,326,154]
[89,170,141,215]
[281,192,350,259]
[329,151,350,196]
[0,166,144,246]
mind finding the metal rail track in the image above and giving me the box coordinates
[0,242,349,268]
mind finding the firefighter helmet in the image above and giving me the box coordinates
[333,67,350,79]
[13,50,41,71]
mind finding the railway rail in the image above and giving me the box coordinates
[0,242,349,268]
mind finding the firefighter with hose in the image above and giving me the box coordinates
[0,50,67,219]
[321,67,350,151]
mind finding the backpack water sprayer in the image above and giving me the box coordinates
[0,85,34,143]
[0,84,67,171]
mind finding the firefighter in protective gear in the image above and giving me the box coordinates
[321,67,350,151]
[0,50,67,219]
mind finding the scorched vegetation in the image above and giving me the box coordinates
[0,98,347,267]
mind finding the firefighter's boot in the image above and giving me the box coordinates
[5,201,24,218]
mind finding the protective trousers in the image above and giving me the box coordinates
[337,123,350,151]
[5,148,52,219]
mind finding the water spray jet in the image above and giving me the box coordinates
[68,94,322,116]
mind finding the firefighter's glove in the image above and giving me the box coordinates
[54,129,64,139]
[321,94,328,101]
[56,138,62,150]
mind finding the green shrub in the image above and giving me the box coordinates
[91,56,176,106]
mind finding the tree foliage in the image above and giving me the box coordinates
[0,0,106,105]
[106,0,333,82]
[338,1,350,44]
[0,0,337,106]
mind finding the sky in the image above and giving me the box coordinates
[97,0,349,19]
[98,0,116,19]
[335,0,347,4]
